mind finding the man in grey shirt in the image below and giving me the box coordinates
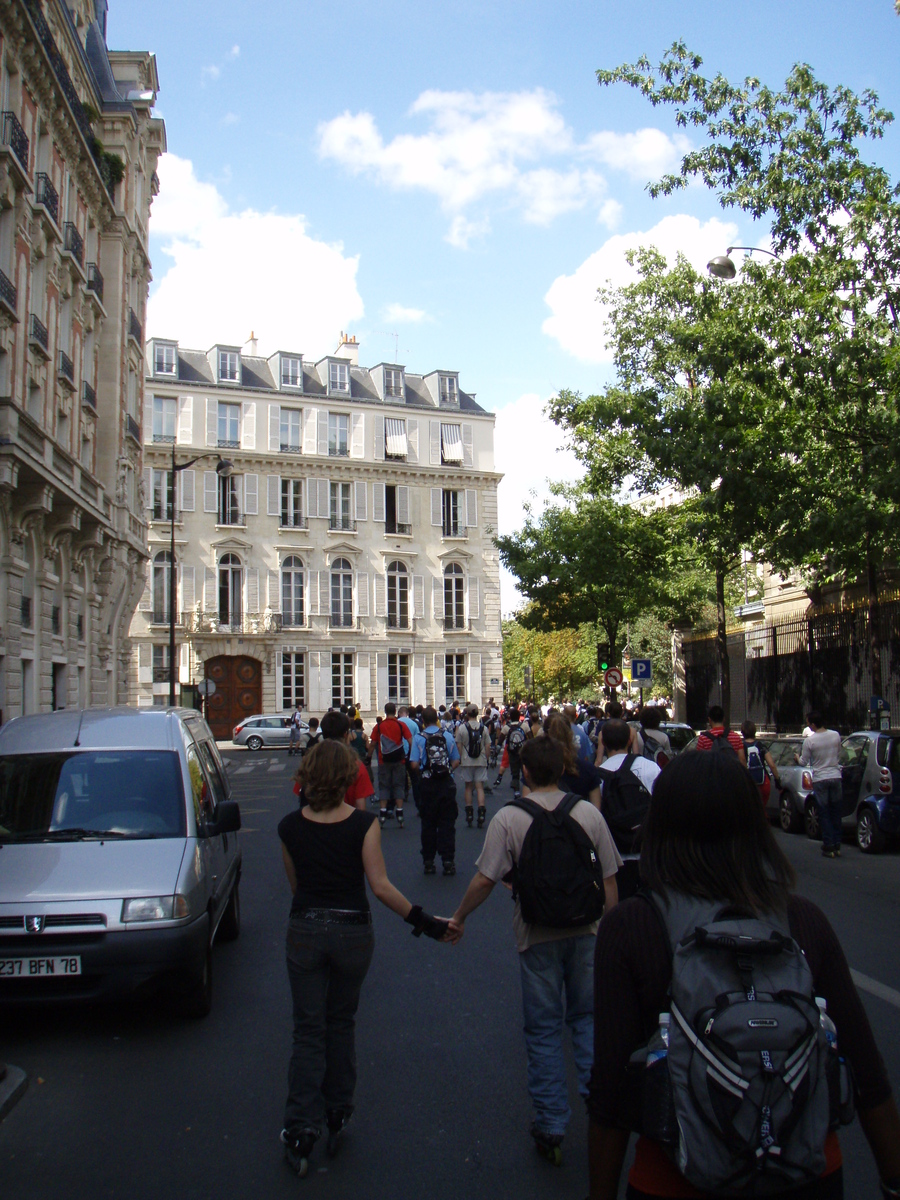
[796,710,843,858]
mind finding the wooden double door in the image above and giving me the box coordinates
[205,655,262,741]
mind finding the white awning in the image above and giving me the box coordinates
[441,422,463,463]
[385,417,407,458]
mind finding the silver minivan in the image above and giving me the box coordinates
[0,707,241,1016]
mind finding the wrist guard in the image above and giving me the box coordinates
[405,905,448,940]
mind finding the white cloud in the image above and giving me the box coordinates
[147,154,364,358]
[542,214,740,363]
[318,89,687,246]
[221,112,240,127]
[383,303,428,324]
[201,44,240,84]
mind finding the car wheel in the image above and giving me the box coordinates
[857,808,887,855]
[218,881,240,942]
[246,735,263,751]
[779,792,803,834]
[176,941,213,1018]
[804,800,821,841]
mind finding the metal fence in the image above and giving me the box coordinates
[682,600,900,733]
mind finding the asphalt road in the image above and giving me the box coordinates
[2,753,900,1200]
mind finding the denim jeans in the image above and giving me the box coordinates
[518,933,595,1136]
[626,1168,843,1199]
[814,778,843,849]
[284,916,375,1133]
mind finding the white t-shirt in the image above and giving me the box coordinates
[600,751,661,793]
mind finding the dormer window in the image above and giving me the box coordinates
[440,375,458,405]
[219,350,240,382]
[281,356,302,388]
[154,343,177,376]
[329,361,350,393]
[384,367,404,398]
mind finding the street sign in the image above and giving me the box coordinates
[604,667,623,688]
[490,678,499,687]
[871,695,886,713]
[196,679,216,698]
[631,658,652,684]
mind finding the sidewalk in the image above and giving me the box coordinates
[0,1064,27,1123]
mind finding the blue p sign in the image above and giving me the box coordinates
[632,658,652,683]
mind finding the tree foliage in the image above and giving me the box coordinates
[501,617,598,703]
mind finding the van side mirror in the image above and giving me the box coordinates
[206,800,241,837]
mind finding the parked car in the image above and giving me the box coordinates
[762,737,814,834]
[0,707,241,1014]
[658,722,696,755]
[233,713,308,751]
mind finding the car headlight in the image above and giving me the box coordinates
[122,896,176,922]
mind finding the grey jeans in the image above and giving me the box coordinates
[284,916,375,1133]
[379,759,407,804]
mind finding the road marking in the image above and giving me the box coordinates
[235,766,253,775]
[851,969,900,1009]
[267,763,286,773]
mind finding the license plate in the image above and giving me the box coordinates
[0,956,82,978]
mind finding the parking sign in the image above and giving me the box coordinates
[631,658,652,684]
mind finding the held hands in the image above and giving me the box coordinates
[405,905,459,943]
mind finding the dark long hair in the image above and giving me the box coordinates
[639,751,796,914]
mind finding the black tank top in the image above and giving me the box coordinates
[278,807,376,914]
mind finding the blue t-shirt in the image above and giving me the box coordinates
[412,725,460,770]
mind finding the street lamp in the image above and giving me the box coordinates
[168,449,233,705]
[707,245,782,280]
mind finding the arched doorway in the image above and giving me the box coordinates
[205,655,262,741]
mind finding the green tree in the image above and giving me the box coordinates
[501,617,597,703]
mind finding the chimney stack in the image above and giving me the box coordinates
[334,331,359,366]
[245,330,258,356]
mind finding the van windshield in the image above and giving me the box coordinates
[0,751,186,841]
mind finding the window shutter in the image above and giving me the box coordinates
[407,419,419,463]
[247,569,260,613]
[269,404,280,451]
[413,654,426,706]
[350,412,365,458]
[376,653,389,712]
[241,401,256,450]
[397,486,410,526]
[431,488,442,526]
[430,420,441,465]
[465,488,477,527]
[179,642,191,684]
[307,650,321,712]
[233,474,244,519]
[373,483,385,523]
[305,477,315,519]
[275,651,283,703]
[142,396,153,444]
[433,576,444,621]
[303,407,318,454]
[268,569,280,611]
[142,467,152,512]
[206,398,217,447]
[181,470,195,512]
[267,475,281,517]
[317,478,329,519]
[467,576,480,620]
[317,410,328,456]
[319,571,330,617]
[138,642,151,682]
[177,396,193,444]
[374,573,386,617]
[413,575,424,619]
[355,652,371,712]
[355,480,367,521]
[244,473,258,516]
[180,566,195,613]
[203,472,217,513]
[356,572,369,617]
[462,423,474,466]
[204,567,216,610]
[433,653,446,707]
[307,570,319,615]
[467,652,482,706]
[374,415,385,460]
[138,573,152,611]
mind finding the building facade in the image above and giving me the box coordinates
[131,333,504,737]
[0,0,165,719]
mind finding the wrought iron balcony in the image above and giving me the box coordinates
[442,524,467,539]
[35,172,59,222]
[20,596,32,629]
[327,446,350,457]
[151,609,171,626]
[280,514,309,530]
[82,380,97,411]
[330,614,355,629]
[152,665,171,683]
[0,266,16,316]
[86,263,104,303]
[152,502,176,522]
[281,611,304,629]
[328,517,357,532]
[217,439,240,450]
[443,616,470,631]
[58,350,75,386]
[279,442,303,453]
[64,222,84,266]
[385,522,412,536]
[128,307,142,344]
[2,111,29,173]
[126,413,141,443]
[153,433,176,444]
[387,613,410,630]
[28,313,49,355]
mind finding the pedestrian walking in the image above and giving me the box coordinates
[278,740,454,1177]
[456,703,489,828]
[796,711,843,858]
[288,704,304,756]
[587,749,900,1200]
[742,718,781,808]
[696,704,747,765]
[375,703,413,828]
[450,736,620,1165]
[411,706,460,874]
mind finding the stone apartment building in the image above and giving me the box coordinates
[131,333,504,738]
[0,0,164,719]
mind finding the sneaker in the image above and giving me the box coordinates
[396,811,404,828]
[493,777,503,787]
[379,812,387,828]
[477,807,486,829]
[281,1127,318,1177]
[325,1108,352,1158]
[423,860,437,874]
[530,1123,563,1167]
[442,859,456,876]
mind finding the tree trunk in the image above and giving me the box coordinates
[716,565,731,728]
[867,534,883,719]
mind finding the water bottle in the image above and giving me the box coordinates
[643,1013,678,1145]
[816,997,838,1051]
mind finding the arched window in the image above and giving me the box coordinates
[443,562,465,630]
[387,560,409,629]
[218,553,242,628]
[282,555,304,627]
[331,556,353,628]
[152,550,173,624]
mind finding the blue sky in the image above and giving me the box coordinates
[108,0,900,608]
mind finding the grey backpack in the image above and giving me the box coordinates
[643,892,851,1196]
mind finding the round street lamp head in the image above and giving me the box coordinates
[707,254,737,280]
[216,458,234,477]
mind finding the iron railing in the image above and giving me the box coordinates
[58,350,75,385]
[386,522,412,536]
[128,308,142,344]
[82,380,97,411]
[217,439,240,450]
[279,442,303,453]
[0,266,16,314]
[442,525,467,539]
[35,172,59,221]
[63,222,84,266]
[86,263,103,303]
[1,111,29,171]
[328,517,357,532]
[28,313,49,353]
[125,413,141,443]
[330,614,355,629]
[443,616,469,631]
[280,514,308,529]
[387,613,410,630]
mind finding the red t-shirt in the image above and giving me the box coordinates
[697,727,745,757]
[376,717,412,764]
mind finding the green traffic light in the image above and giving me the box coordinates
[600,661,609,671]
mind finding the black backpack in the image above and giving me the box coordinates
[466,720,485,759]
[507,794,606,928]
[422,732,451,778]
[705,728,739,759]
[597,754,652,855]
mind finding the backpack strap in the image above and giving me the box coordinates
[553,792,582,819]
[506,796,544,820]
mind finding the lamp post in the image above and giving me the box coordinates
[706,245,782,280]
[168,448,233,706]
